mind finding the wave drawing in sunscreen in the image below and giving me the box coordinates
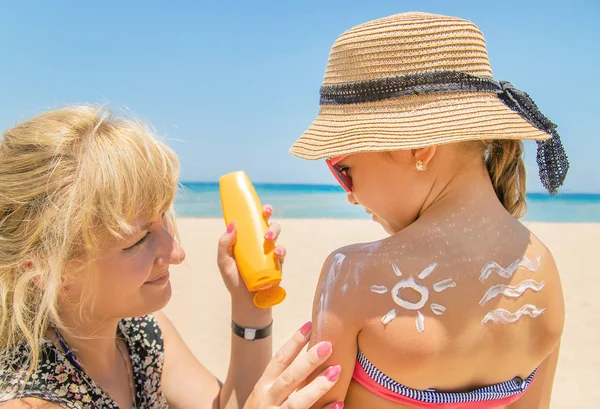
[479,255,545,325]
[479,279,545,306]
[482,304,546,325]
[479,255,541,283]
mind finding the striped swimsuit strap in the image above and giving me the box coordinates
[353,349,537,406]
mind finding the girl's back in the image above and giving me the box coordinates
[311,210,564,409]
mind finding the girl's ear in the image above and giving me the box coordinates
[413,146,437,167]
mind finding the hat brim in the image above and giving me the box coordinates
[290,92,550,160]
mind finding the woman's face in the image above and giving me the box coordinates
[63,212,186,322]
[336,151,434,234]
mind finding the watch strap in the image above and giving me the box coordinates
[231,320,273,341]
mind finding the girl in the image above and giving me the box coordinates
[290,12,568,409]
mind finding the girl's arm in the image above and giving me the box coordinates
[303,252,362,409]
[507,342,561,409]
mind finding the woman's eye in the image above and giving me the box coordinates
[124,232,150,250]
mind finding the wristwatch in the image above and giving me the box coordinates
[231,320,273,341]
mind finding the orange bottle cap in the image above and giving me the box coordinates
[253,286,287,309]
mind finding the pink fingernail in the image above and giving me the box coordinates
[325,365,341,381]
[226,221,235,234]
[274,248,283,255]
[265,205,273,213]
[317,342,332,357]
[300,321,312,336]
[332,402,344,409]
[264,231,274,240]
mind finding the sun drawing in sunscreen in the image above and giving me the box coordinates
[370,262,456,332]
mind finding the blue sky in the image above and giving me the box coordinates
[0,0,598,193]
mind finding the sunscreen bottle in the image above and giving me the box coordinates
[219,171,286,309]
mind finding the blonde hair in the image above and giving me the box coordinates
[0,105,180,376]
[484,140,527,218]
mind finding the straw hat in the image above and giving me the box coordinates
[290,12,553,161]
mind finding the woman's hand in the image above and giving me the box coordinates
[217,204,285,300]
[244,322,344,409]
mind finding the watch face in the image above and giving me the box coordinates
[244,328,257,340]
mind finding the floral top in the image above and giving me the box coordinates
[0,314,167,409]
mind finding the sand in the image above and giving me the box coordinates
[163,219,600,409]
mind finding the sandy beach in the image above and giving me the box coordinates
[163,218,600,409]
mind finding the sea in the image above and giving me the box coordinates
[175,183,600,223]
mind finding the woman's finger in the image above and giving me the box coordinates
[264,222,281,241]
[274,245,286,262]
[217,221,237,268]
[280,365,343,409]
[322,402,345,409]
[260,321,312,382]
[263,204,274,223]
[270,341,333,404]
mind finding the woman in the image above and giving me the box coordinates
[290,12,568,409]
[0,106,344,409]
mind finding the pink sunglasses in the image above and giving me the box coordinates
[326,155,352,193]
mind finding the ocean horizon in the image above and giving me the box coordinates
[174,182,600,223]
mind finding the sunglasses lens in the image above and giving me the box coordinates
[339,172,352,192]
[327,160,352,193]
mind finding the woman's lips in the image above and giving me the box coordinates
[145,271,170,285]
